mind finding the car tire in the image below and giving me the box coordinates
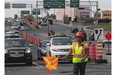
[25,58,32,66]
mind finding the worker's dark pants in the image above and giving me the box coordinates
[73,62,87,75]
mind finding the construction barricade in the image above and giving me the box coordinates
[95,42,107,63]
[21,31,41,47]
[89,43,96,62]
[96,42,103,60]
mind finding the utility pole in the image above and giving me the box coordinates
[31,4,32,15]
[36,1,39,27]
[47,12,50,36]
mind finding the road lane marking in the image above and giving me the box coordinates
[32,62,43,68]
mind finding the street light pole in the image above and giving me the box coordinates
[30,4,32,15]
[96,1,98,25]
[47,12,50,36]
[36,1,39,28]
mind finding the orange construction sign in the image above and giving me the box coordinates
[43,56,58,72]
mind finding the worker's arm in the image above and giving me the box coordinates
[62,48,72,60]
[81,44,89,61]
[82,47,89,59]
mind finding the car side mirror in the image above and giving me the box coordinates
[47,43,51,46]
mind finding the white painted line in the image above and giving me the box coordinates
[32,62,43,68]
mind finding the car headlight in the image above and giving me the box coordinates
[25,48,31,53]
[5,49,8,54]
[41,49,46,53]
[52,49,58,52]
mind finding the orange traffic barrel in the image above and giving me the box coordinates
[29,35,33,43]
[96,42,103,60]
[89,43,96,62]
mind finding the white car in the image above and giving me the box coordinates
[46,36,73,60]
[6,30,20,34]
[11,21,21,30]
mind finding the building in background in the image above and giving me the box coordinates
[56,6,91,21]
[101,10,111,20]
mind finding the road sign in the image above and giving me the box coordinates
[32,8,40,15]
[5,2,10,9]
[70,0,80,8]
[104,32,111,40]
[12,3,26,8]
[94,28,104,41]
[43,0,65,8]
[21,10,30,15]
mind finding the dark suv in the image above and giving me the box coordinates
[5,38,32,65]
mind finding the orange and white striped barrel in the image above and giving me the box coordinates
[89,43,96,61]
[96,42,103,60]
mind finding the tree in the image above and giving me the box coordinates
[26,14,34,21]
[49,14,56,19]
[14,14,18,20]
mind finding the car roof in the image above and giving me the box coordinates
[41,40,50,43]
[5,38,25,40]
[52,34,72,38]
[5,33,20,36]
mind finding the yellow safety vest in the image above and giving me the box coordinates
[72,42,88,63]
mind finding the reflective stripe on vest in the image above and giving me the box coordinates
[72,42,88,63]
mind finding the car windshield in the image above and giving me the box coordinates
[41,41,49,47]
[5,39,28,47]
[52,37,72,45]
[12,22,20,26]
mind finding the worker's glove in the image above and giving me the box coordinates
[62,56,67,60]
[81,59,85,62]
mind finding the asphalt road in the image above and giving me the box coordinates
[5,22,111,75]
[5,61,111,75]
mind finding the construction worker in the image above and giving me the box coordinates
[62,32,89,75]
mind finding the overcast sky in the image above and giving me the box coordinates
[5,0,111,18]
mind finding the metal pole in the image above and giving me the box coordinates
[36,1,38,28]
[47,12,50,36]
[108,40,110,54]
[96,1,98,25]
[64,8,65,24]
[54,9,55,21]
[30,4,32,15]
[54,9,55,15]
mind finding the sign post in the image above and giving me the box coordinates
[21,10,30,15]
[70,0,80,8]
[43,0,65,8]
[32,8,40,15]
[104,32,111,55]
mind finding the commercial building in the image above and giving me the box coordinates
[101,10,111,19]
[56,6,90,21]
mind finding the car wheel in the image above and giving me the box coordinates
[25,58,32,66]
